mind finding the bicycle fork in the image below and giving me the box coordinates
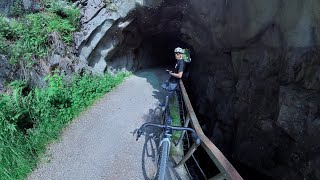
[159,137,171,157]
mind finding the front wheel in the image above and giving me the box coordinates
[157,140,169,180]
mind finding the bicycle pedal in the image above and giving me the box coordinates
[153,136,159,140]
[161,106,165,112]
[159,102,165,107]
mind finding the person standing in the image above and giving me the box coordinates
[161,47,186,91]
[168,47,185,81]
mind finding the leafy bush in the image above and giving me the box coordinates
[0,17,14,53]
[0,35,9,54]
[0,72,130,179]
[10,0,24,17]
[170,97,182,141]
[8,12,77,64]
[0,17,15,38]
[0,0,80,65]
[46,1,81,28]
[0,80,35,179]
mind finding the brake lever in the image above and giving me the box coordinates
[136,129,143,141]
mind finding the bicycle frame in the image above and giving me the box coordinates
[136,92,200,180]
[161,95,172,150]
[136,117,200,180]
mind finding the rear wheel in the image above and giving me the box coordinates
[161,96,169,124]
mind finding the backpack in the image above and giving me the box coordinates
[182,48,191,79]
[182,49,191,63]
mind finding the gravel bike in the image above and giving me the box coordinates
[136,95,200,180]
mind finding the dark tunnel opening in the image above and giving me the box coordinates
[137,33,193,68]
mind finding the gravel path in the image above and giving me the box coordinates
[27,68,177,180]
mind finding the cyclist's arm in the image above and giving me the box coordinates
[169,71,183,78]
[169,60,184,78]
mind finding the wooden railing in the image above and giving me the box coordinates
[176,80,243,180]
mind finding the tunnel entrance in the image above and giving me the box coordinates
[137,33,192,68]
[106,30,193,72]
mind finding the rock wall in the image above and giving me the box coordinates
[0,55,16,92]
[180,0,320,179]
[0,0,40,15]
[0,0,14,15]
[75,0,157,74]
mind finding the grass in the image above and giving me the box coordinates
[169,95,184,156]
[0,0,80,65]
[0,72,130,179]
[169,96,182,141]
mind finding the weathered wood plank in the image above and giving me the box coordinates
[180,80,243,180]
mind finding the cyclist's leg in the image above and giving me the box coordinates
[159,81,170,107]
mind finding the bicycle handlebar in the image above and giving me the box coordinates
[136,123,201,145]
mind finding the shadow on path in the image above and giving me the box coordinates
[134,67,170,105]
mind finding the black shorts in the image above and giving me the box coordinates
[161,80,178,91]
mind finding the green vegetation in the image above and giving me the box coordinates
[0,72,130,179]
[169,96,183,156]
[10,0,24,17]
[0,0,80,65]
[170,97,182,141]
[0,1,131,179]
[45,1,81,29]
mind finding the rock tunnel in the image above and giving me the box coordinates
[77,0,320,179]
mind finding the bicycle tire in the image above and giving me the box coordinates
[165,96,169,115]
[157,140,169,180]
[161,96,169,125]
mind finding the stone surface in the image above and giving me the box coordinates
[0,0,14,15]
[0,54,16,92]
[176,1,320,179]
[75,0,154,73]
[0,0,41,14]
[22,0,32,10]
[24,0,41,12]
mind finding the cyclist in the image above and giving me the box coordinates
[161,47,186,92]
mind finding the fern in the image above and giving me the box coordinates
[0,72,130,179]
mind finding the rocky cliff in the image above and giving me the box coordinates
[180,1,320,179]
